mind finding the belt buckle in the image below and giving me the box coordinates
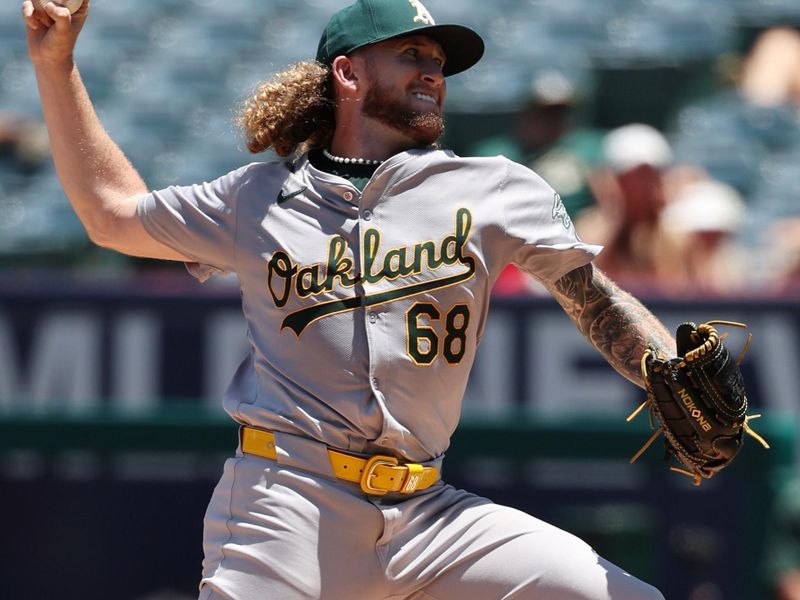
[360,454,398,495]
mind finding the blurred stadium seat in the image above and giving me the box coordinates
[736,144,800,280]
[669,89,800,197]
[727,0,800,27]
[0,166,88,258]
[0,0,798,264]
[749,145,800,219]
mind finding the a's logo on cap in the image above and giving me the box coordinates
[408,0,435,25]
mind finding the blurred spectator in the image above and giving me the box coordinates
[666,26,800,207]
[739,27,800,110]
[576,123,682,294]
[0,111,50,174]
[659,179,749,296]
[760,218,800,295]
[734,27,800,295]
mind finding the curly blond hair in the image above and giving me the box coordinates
[237,61,335,156]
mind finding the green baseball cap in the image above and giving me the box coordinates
[316,0,484,77]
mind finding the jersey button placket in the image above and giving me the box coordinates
[359,195,382,401]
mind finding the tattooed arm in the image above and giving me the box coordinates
[544,263,676,389]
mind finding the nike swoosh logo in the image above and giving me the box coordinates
[277,186,308,204]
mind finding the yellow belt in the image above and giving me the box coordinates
[240,426,439,496]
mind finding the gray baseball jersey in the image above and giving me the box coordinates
[138,148,600,463]
[137,149,670,600]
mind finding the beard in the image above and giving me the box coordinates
[361,68,444,146]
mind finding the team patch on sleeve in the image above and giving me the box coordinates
[552,193,572,230]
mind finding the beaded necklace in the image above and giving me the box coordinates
[322,148,384,166]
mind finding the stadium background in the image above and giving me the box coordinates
[2,0,800,598]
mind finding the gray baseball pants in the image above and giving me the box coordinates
[198,433,664,600]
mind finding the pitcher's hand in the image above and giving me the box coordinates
[22,0,90,68]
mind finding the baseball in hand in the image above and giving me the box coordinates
[34,0,84,15]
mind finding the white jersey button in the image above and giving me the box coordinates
[363,210,373,221]
[368,312,377,324]
[343,191,354,202]
[372,377,379,389]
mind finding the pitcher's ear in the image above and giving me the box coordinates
[331,55,360,94]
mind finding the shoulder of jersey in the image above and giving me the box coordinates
[237,158,296,177]
[421,149,507,169]
[226,159,299,205]
[447,153,553,197]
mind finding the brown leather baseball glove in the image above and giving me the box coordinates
[628,321,769,485]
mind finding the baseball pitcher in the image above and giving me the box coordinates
[23,0,682,598]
